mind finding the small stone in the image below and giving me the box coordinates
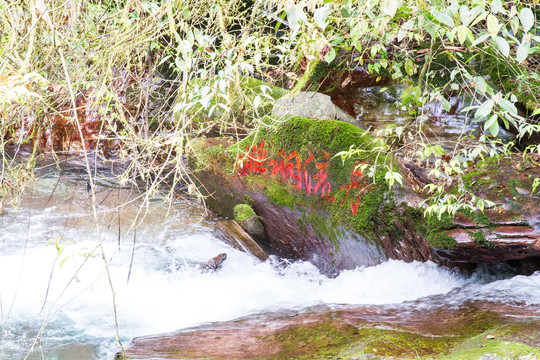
[486,334,496,340]
[233,204,266,240]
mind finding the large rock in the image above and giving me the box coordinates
[272,91,367,129]
[192,117,433,275]
[118,300,539,359]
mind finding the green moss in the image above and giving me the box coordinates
[434,326,540,360]
[265,319,536,360]
[425,213,457,250]
[270,321,359,359]
[297,212,341,247]
[200,116,402,247]
[264,181,297,208]
[458,208,494,227]
[428,231,457,250]
[291,58,322,93]
[468,229,497,249]
[233,203,257,222]
[507,178,523,197]
[358,327,457,358]
[232,117,394,244]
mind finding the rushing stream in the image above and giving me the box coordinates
[0,170,538,359]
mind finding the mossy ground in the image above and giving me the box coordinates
[262,319,539,360]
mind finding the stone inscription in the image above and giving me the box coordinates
[235,141,372,215]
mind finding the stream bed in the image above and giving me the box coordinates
[0,169,538,359]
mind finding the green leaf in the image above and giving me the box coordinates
[59,256,70,268]
[385,170,403,187]
[441,97,451,112]
[324,47,336,63]
[433,145,445,156]
[425,25,436,39]
[457,25,468,45]
[459,5,470,26]
[474,76,488,94]
[433,10,455,27]
[402,20,415,31]
[472,34,490,46]
[475,99,494,120]
[470,10,488,27]
[484,114,499,137]
[380,0,400,18]
[498,98,517,114]
[516,39,530,63]
[490,0,504,15]
[314,5,332,30]
[397,29,407,42]
[405,59,414,75]
[519,7,534,33]
[494,36,509,57]
[465,26,475,44]
[461,105,479,114]
[486,14,499,36]
[287,5,307,32]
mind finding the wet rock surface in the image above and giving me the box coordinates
[213,220,268,262]
[119,300,540,359]
[199,253,228,272]
[432,155,540,272]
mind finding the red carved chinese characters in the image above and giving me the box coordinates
[235,141,371,214]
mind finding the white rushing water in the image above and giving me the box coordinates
[0,174,538,359]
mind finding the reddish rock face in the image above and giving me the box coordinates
[431,155,540,272]
[118,301,539,360]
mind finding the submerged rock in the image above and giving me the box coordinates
[199,253,227,272]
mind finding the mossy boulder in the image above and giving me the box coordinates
[191,115,433,275]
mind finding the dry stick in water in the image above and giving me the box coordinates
[127,229,137,286]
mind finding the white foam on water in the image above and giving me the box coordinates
[0,229,471,356]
